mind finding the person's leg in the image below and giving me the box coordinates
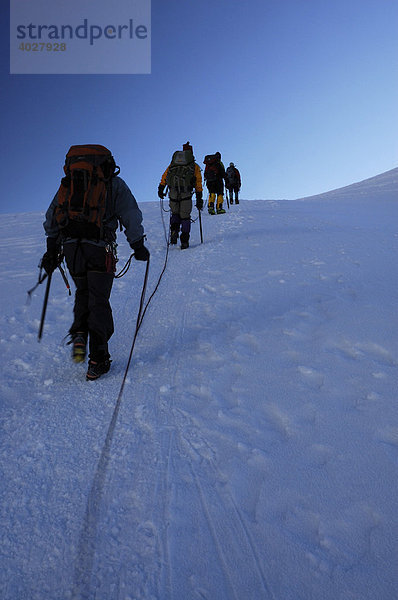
[170,213,181,244]
[86,270,114,362]
[216,181,225,214]
[63,242,89,361]
[169,200,181,244]
[68,276,89,361]
[70,276,89,336]
[216,195,225,213]
[179,197,192,249]
[208,192,216,214]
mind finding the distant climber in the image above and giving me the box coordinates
[203,152,227,214]
[225,162,241,205]
[158,142,203,249]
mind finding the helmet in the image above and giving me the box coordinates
[229,162,234,167]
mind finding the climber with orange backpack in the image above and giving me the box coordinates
[41,144,149,380]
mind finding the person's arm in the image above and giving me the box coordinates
[194,163,203,192]
[158,167,169,198]
[43,194,61,240]
[113,177,145,246]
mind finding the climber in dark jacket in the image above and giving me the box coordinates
[203,151,227,214]
[225,162,241,204]
[42,155,149,381]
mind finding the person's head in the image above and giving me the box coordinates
[229,162,234,167]
[183,141,193,153]
[101,156,117,179]
[215,152,221,160]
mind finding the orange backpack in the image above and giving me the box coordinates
[55,145,119,239]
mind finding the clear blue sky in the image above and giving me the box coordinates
[1,0,397,213]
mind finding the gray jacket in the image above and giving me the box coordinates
[43,176,145,247]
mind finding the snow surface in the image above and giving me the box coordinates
[1,169,398,600]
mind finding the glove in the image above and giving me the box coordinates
[41,237,59,274]
[195,191,203,211]
[131,238,150,261]
[158,184,165,199]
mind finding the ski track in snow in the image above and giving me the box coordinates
[1,178,398,599]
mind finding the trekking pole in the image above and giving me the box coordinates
[225,187,230,210]
[38,271,52,341]
[198,208,203,243]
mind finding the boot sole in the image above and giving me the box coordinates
[86,370,109,381]
[86,373,109,381]
[86,361,111,381]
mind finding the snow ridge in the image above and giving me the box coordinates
[296,166,398,201]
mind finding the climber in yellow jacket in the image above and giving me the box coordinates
[158,142,203,249]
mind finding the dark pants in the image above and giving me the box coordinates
[170,213,191,234]
[169,196,192,235]
[63,242,115,361]
[227,186,239,202]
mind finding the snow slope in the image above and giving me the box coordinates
[1,170,397,600]
[296,166,398,202]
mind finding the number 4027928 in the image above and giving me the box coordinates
[19,42,66,51]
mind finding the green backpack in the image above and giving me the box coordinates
[166,150,196,200]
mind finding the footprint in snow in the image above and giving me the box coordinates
[298,366,325,389]
[307,444,334,467]
[263,403,293,440]
[235,332,260,355]
[334,339,397,366]
[376,427,398,463]
[200,284,218,294]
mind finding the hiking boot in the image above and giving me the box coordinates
[216,206,226,214]
[170,230,179,245]
[208,202,215,215]
[235,199,239,204]
[72,332,87,363]
[86,358,111,381]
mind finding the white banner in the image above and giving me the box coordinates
[10,0,151,74]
